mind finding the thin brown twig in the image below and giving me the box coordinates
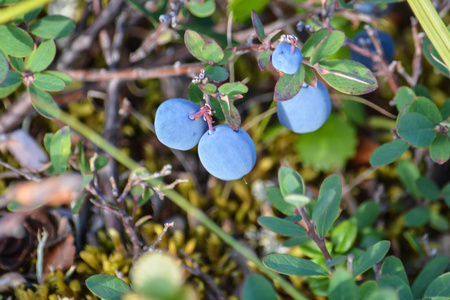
[0,158,41,182]
[147,222,173,252]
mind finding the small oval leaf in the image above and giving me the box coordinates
[353,240,390,277]
[317,59,378,95]
[0,49,8,83]
[0,24,34,57]
[86,274,131,300]
[33,73,66,92]
[243,274,277,300]
[263,254,330,276]
[204,65,229,82]
[397,112,437,148]
[218,82,248,96]
[329,269,358,300]
[369,139,409,166]
[202,40,224,63]
[25,39,56,73]
[429,134,450,164]
[185,30,206,62]
[28,84,61,119]
[251,10,265,43]
[274,64,305,101]
[29,15,75,39]
[258,216,306,237]
[187,0,215,18]
[310,30,346,65]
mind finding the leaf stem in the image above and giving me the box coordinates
[57,110,307,300]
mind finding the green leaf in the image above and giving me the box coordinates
[411,256,450,299]
[43,70,73,86]
[188,83,203,104]
[28,84,61,119]
[370,139,409,166]
[429,135,450,164]
[185,30,206,62]
[0,24,33,57]
[422,26,450,77]
[228,0,269,23]
[329,269,358,300]
[331,220,357,253]
[378,275,414,300]
[25,39,56,73]
[218,49,235,65]
[13,5,43,23]
[204,65,229,82]
[278,165,305,197]
[440,98,450,120]
[202,40,224,64]
[353,240,390,277]
[49,126,71,174]
[410,97,443,125]
[219,96,241,130]
[251,10,265,43]
[86,274,131,300]
[29,15,75,39]
[416,176,440,201]
[314,174,342,237]
[367,290,399,300]
[302,29,329,58]
[326,256,347,268]
[429,211,450,232]
[258,216,306,237]
[443,183,450,208]
[396,160,421,198]
[8,55,24,72]
[424,273,450,298]
[297,114,357,172]
[33,73,66,92]
[274,64,305,101]
[316,59,378,95]
[198,83,217,94]
[397,112,437,148]
[303,65,317,87]
[187,0,215,18]
[394,86,416,112]
[243,274,277,300]
[266,186,296,216]
[284,194,310,208]
[0,69,21,97]
[359,281,378,300]
[352,200,380,230]
[310,30,346,65]
[0,49,8,83]
[381,257,409,285]
[218,82,248,96]
[282,236,310,247]
[263,254,330,276]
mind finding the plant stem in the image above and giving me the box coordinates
[407,0,450,72]
[57,111,307,300]
[296,208,335,272]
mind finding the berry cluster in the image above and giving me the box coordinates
[155,98,256,181]
[271,35,331,133]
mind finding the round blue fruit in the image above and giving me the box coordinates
[271,42,303,75]
[198,124,256,181]
[154,98,207,151]
[277,81,331,133]
[350,30,395,70]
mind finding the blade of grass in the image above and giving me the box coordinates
[58,111,306,300]
[0,0,54,25]
[407,0,450,72]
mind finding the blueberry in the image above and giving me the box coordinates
[277,81,331,133]
[350,30,395,70]
[271,42,303,75]
[198,124,256,181]
[155,98,207,151]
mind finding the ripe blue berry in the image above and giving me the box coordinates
[198,124,256,181]
[271,42,303,75]
[277,81,331,133]
[350,30,395,70]
[155,98,207,151]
